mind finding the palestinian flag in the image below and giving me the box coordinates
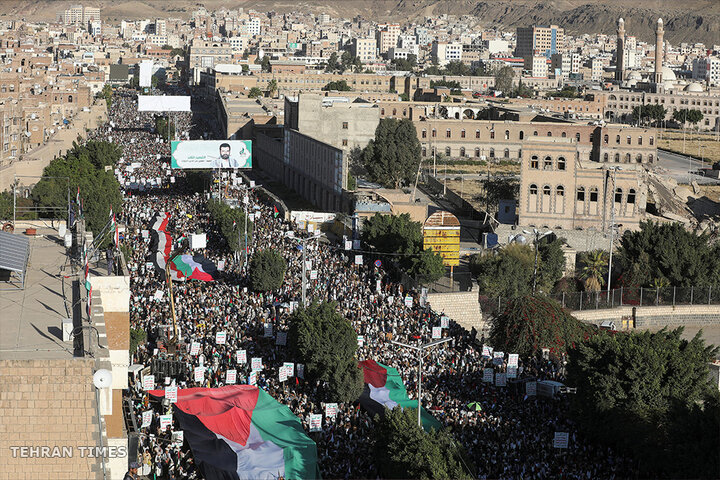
[169,254,220,281]
[150,385,319,480]
[358,359,442,432]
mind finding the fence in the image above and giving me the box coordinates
[480,285,720,317]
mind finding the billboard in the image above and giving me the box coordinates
[109,64,129,83]
[423,211,460,267]
[137,95,191,112]
[171,140,252,169]
[139,60,153,88]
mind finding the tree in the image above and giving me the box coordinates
[566,327,719,478]
[474,177,518,214]
[340,51,353,72]
[129,327,146,355]
[632,104,666,126]
[322,80,352,91]
[248,87,262,98]
[430,80,462,90]
[155,116,175,140]
[399,92,410,101]
[443,60,470,76]
[490,295,596,359]
[374,406,472,479]
[205,199,253,252]
[470,244,534,299]
[241,64,249,73]
[577,250,608,291]
[326,52,340,72]
[408,248,445,283]
[98,84,113,108]
[537,237,566,291]
[494,66,515,95]
[362,118,421,188]
[250,249,287,292]
[267,79,278,98]
[260,55,271,72]
[673,109,703,129]
[617,220,720,287]
[288,302,363,403]
[512,80,533,98]
[31,141,123,245]
[169,47,185,57]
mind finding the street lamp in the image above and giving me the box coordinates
[390,337,453,428]
[522,228,553,294]
[289,232,324,306]
[238,182,261,268]
[606,166,621,295]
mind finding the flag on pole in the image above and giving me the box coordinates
[273,206,279,218]
[109,207,118,246]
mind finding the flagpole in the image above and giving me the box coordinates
[166,244,186,353]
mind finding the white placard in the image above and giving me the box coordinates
[404,296,413,308]
[495,372,507,387]
[310,269,318,280]
[344,240,352,250]
[508,354,519,368]
[441,316,450,328]
[159,414,172,430]
[236,349,247,364]
[482,345,493,358]
[194,366,205,383]
[216,331,227,344]
[325,403,338,418]
[376,279,381,292]
[526,381,537,396]
[276,332,287,346]
[279,367,288,382]
[190,342,201,356]
[251,357,262,371]
[283,362,294,377]
[297,364,304,379]
[483,368,494,383]
[553,432,569,449]
[166,386,178,403]
[143,375,155,391]
[248,371,257,386]
[493,351,504,366]
[357,335,364,347]
[172,430,184,446]
[154,290,164,300]
[432,326,442,339]
[226,369,237,384]
[309,413,322,432]
[217,260,225,270]
[141,411,152,428]
[354,255,363,265]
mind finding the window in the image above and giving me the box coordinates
[422,147,427,156]
[519,131,524,140]
[648,154,654,163]
[614,153,620,163]
[615,188,623,203]
[533,131,538,136]
[650,136,654,146]
[576,132,581,142]
[638,136,642,145]
[627,189,636,204]
[381,108,385,115]
[576,187,585,201]
[636,154,642,163]
[392,108,397,115]
[556,186,564,196]
[627,136,631,145]
[543,185,551,196]
[342,122,348,129]
[561,132,567,138]
[446,129,451,138]
[475,130,480,139]
[530,156,539,169]
[547,131,552,137]
[342,139,348,146]
[603,153,609,162]
[432,129,436,138]
[445,147,451,156]
[557,157,566,170]
[604,134,609,144]
[504,130,510,140]
[475,147,480,158]
[489,148,495,158]
[530,184,538,195]
[544,156,552,169]
[460,147,466,157]
[422,129,427,138]
[625,153,631,162]
[504,148,509,158]
[461,129,466,138]
[616,135,620,144]
[490,130,495,139]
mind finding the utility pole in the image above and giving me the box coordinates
[291,232,323,306]
[390,337,452,428]
[523,228,553,294]
[607,167,620,295]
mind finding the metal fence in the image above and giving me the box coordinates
[480,285,720,317]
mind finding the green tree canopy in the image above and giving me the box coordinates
[362,118,421,188]
[248,87,263,98]
[617,220,720,287]
[566,327,719,478]
[577,250,608,291]
[325,52,340,72]
[374,406,473,479]
[322,80,352,91]
[442,60,470,76]
[288,301,363,403]
[250,249,287,292]
[489,295,595,358]
[155,116,175,140]
[493,66,515,95]
[205,199,253,252]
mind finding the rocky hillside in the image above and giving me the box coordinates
[3,0,719,45]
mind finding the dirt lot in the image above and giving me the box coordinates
[658,132,720,166]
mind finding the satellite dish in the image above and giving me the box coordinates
[513,235,527,245]
[93,369,113,389]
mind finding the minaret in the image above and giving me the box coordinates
[653,18,664,83]
[615,18,626,81]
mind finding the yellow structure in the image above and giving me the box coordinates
[423,211,460,267]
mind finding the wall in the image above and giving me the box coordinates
[572,305,720,328]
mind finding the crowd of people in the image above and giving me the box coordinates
[94,86,634,479]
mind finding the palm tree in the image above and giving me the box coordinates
[578,250,608,292]
[267,79,278,98]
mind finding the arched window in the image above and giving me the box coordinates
[636,154,643,163]
[576,186,585,201]
[544,156,552,169]
[547,131,552,137]
[381,108,386,115]
[461,129,466,138]
[627,189,636,204]
[648,154,654,163]
[625,153,631,162]
[445,147,451,156]
[504,148,509,158]
[557,157,566,170]
[504,130,510,140]
[475,130,480,139]
[616,135,620,144]
[530,184,538,195]
[446,129,451,138]
[475,147,480,158]
[68,95,73,103]
[489,148,495,158]
[603,153,609,162]
[421,129,427,138]
[615,188,623,203]
[614,153,620,163]
[460,147,466,157]
[556,185,565,196]
[561,132,567,138]
[543,185,551,196]
[490,130,495,139]
[519,131,524,140]
[392,108,397,115]
[432,129,436,138]
[533,131,538,136]
[422,147,427,156]
[604,134,609,143]
[530,156,539,169]
[590,187,598,202]
[576,132,581,142]
[650,136,654,146]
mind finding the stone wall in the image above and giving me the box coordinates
[427,291,485,332]
[572,305,720,328]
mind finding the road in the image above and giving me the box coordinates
[656,149,720,185]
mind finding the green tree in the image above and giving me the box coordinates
[399,92,410,101]
[490,295,596,359]
[475,177,518,213]
[326,52,340,72]
[391,54,417,71]
[241,64,249,73]
[0,190,12,220]
[617,220,720,287]
[362,118,421,188]
[374,406,473,479]
[537,237,566,291]
[577,250,608,291]
[566,327,719,478]
[408,248,445,284]
[288,302,363,403]
[248,87,263,98]
[155,117,175,140]
[340,51,353,72]
[250,249,287,292]
[470,243,534,298]
[260,55,270,72]
[443,60,470,76]
[205,199,253,252]
[322,80,352,91]
[673,109,703,129]
[169,47,185,57]
[512,80,533,98]
[632,104,666,126]
[494,66,515,96]
[267,79,278,98]
[129,327,146,355]
[98,84,113,108]
[430,79,462,90]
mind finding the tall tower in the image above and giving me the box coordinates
[653,18,664,83]
[615,18,626,81]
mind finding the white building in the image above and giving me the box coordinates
[524,55,548,78]
[247,17,261,36]
[229,36,248,54]
[353,37,377,63]
[432,41,462,66]
[693,56,720,86]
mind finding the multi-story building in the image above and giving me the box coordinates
[247,17,261,36]
[693,56,720,87]
[515,25,565,58]
[376,24,400,55]
[352,37,376,63]
[518,136,646,231]
[154,19,167,36]
[431,41,462,66]
[524,55,548,78]
[188,39,233,85]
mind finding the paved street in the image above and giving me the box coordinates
[656,149,720,185]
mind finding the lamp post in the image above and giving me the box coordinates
[607,166,621,295]
[390,337,453,428]
[239,182,261,268]
[522,228,553,294]
[290,232,324,306]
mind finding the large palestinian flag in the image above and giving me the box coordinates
[150,385,319,480]
[170,254,220,281]
[359,359,442,432]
